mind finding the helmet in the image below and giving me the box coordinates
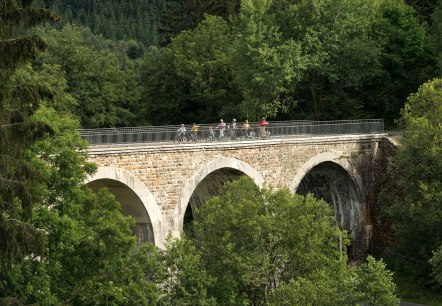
[245,119,248,123]
[233,118,236,122]
[262,117,265,120]
[181,124,184,126]
[220,119,223,122]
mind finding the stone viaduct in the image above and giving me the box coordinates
[85,133,395,258]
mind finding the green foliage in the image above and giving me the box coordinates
[161,0,241,45]
[354,256,400,306]
[5,104,161,304]
[139,46,186,125]
[430,244,442,286]
[0,2,59,299]
[364,0,429,124]
[232,0,302,119]
[380,78,442,292]
[268,256,399,306]
[405,0,438,23]
[138,0,431,124]
[189,177,399,305]
[230,0,383,119]
[43,0,163,46]
[157,236,216,306]
[2,61,161,304]
[34,24,142,128]
[23,0,434,126]
[140,15,242,124]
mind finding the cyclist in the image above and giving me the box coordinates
[242,119,250,137]
[176,124,186,142]
[229,118,237,140]
[190,123,199,142]
[217,119,226,140]
[259,117,269,138]
[207,126,215,141]
[231,118,237,129]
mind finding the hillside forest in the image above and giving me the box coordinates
[1,0,442,304]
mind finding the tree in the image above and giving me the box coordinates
[43,0,164,46]
[267,256,399,306]
[139,46,187,125]
[140,15,242,124]
[232,0,301,119]
[4,35,162,299]
[34,24,141,128]
[0,1,59,300]
[382,78,442,291]
[230,0,428,122]
[169,15,240,122]
[3,65,161,303]
[363,0,429,125]
[157,237,216,306]
[191,177,399,305]
[230,0,385,120]
[430,245,442,286]
[161,0,240,45]
[353,256,399,306]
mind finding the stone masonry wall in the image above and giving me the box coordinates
[87,134,386,251]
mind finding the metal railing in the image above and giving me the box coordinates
[79,119,384,145]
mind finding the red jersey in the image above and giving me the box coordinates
[259,119,269,127]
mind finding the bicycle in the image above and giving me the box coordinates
[238,128,256,140]
[188,131,200,142]
[206,129,215,142]
[227,128,237,141]
[174,132,187,143]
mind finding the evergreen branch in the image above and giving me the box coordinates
[3,8,60,29]
[0,175,24,185]
[0,35,47,71]
[0,217,46,263]
[0,121,26,127]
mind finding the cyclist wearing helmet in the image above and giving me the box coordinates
[175,124,187,142]
[217,119,226,139]
[178,123,187,136]
[229,118,237,140]
[259,117,269,138]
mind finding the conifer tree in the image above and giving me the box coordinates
[0,0,59,284]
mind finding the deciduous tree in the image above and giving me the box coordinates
[381,78,442,292]
[191,177,399,305]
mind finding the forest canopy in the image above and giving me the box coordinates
[1,0,442,304]
[37,0,439,127]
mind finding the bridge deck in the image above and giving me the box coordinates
[81,119,384,146]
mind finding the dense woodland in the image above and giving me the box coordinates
[0,0,441,304]
[27,0,441,127]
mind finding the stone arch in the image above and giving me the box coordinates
[291,151,363,195]
[85,166,163,247]
[171,157,264,237]
[291,152,365,248]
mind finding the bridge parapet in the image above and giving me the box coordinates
[80,119,384,145]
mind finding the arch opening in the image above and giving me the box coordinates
[296,161,362,258]
[87,179,154,244]
[184,168,245,236]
